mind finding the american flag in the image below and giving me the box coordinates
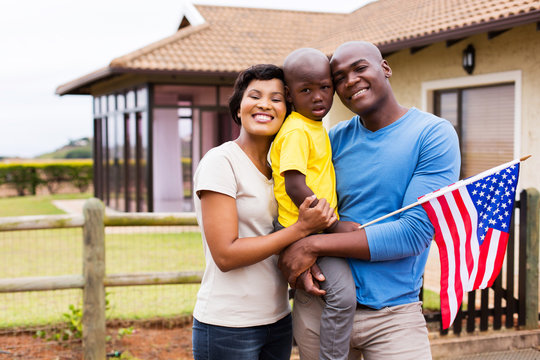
[419,160,520,329]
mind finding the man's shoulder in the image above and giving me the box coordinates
[407,108,455,134]
[329,116,359,136]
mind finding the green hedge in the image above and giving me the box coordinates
[0,160,93,196]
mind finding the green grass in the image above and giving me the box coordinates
[423,288,441,310]
[0,193,204,328]
[0,230,204,328]
[0,192,91,217]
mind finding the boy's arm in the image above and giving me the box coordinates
[284,170,316,208]
[285,170,349,232]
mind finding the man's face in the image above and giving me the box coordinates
[330,44,391,116]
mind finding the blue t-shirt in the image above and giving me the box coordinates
[329,107,460,308]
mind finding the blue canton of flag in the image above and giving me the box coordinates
[467,163,519,244]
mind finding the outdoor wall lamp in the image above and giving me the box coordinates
[462,44,475,75]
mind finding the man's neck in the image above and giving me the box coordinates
[361,103,409,132]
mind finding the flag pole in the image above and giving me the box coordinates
[357,155,531,230]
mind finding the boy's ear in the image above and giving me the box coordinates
[285,85,293,103]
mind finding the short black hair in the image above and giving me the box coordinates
[229,64,291,125]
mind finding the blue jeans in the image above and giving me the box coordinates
[192,314,293,360]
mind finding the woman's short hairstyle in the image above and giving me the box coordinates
[228,64,291,126]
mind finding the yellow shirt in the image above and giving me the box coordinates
[270,112,338,228]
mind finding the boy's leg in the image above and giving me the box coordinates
[316,256,356,360]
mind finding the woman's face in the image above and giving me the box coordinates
[237,78,287,137]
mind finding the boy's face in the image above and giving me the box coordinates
[286,63,334,121]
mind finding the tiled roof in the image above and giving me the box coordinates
[57,0,540,94]
[109,6,346,74]
[316,0,540,54]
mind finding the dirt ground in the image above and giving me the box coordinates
[0,325,194,360]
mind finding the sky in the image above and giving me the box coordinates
[0,0,367,158]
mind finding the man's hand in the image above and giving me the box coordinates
[295,264,326,296]
[278,235,321,287]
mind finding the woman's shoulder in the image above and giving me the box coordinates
[200,141,238,163]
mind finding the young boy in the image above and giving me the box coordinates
[270,48,357,360]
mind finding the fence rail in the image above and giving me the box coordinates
[0,190,538,358]
[0,198,202,359]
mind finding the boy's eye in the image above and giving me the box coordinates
[301,88,311,93]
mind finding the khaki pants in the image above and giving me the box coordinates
[292,290,432,360]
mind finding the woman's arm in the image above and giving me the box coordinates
[200,190,336,272]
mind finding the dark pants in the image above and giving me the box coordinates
[192,314,293,360]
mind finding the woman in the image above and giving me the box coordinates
[192,64,336,360]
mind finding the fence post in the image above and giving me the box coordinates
[522,188,539,329]
[82,198,106,359]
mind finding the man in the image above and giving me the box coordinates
[279,41,461,359]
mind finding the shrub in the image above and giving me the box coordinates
[0,160,93,195]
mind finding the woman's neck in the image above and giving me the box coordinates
[234,132,273,179]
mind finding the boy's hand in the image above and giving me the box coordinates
[326,220,361,233]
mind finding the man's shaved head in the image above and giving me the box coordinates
[330,41,383,66]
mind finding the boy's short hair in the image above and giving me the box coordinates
[229,64,291,125]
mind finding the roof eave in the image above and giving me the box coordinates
[56,67,122,95]
[56,67,239,96]
[378,10,540,55]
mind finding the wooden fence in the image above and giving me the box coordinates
[422,188,539,334]
[0,198,202,360]
[0,189,538,358]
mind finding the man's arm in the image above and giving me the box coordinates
[279,229,370,288]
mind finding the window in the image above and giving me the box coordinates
[434,84,515,178]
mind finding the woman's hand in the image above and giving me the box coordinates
[295,195,337,235]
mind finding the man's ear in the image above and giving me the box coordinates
[381,60,392,78]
